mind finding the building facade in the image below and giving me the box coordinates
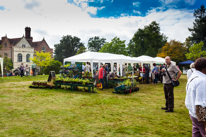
[0,27,53,70]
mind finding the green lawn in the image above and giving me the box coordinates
[0,75,191,137]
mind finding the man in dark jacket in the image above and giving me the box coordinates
[144,65,151,84]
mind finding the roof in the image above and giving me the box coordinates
[31,41,42,47]
[8,38,22,45]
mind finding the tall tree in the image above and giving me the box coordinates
[185,42,206,60]
[88,36,106,52]
[188,5,206,48]
[99,37,128,56]
[157,40,187,63]
[54,35,84,63]
[30,51,53,73]
[128,21,167,57]
[184,37,193,52]
[76,46,86,55]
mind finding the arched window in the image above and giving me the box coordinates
[26,54,30,62]
[17,53,22,62]
[4,53,7,57]
[4,43,7,47]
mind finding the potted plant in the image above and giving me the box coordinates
[34,85,39,88]
[29,84,33,88]
[32,81,37,85]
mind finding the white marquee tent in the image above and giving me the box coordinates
[63,52,177,77]
[0,57,3,79]
[64,52,142,76]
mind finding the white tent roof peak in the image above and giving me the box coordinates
[64,51,141,63]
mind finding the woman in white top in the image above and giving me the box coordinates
[185,58,206,136]
[25,64,29,76]
[187,63,195,79]
[84,62,91,72]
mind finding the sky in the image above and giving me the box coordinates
[0,0,205,50]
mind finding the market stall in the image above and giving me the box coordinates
[63,52,142,77]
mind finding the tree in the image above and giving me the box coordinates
[188,5,206,48]
[128,21,167,57]
[76,46,86,55]
[1,56,13,73]
[184,37,193,52]
[157,40,187,63]
[30,51,53,73]
[185,42,206,60]
[88,36,106,52]
[99,37,128,56]
[42,60,62,75]
[54,35,85,63]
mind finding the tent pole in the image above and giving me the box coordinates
[98,62,100,71]
[120,61,123,76]
[91,60,93,77]
[117,62,119,76]
[111,61,114,72]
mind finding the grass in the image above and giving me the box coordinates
[0,75,191,136]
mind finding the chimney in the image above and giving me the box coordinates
[25,27,31,38]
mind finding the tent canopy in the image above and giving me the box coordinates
[64,52,142,76]
[64,51,141,63]
[0,57,3,79]
[63,52,177,76]
[178,60,194,65]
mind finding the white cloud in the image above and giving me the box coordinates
[133,2,141,7]
[159,0,196,5]
[133,10,141,15]
[184,0,196,5]
[159,0,180,5]
[0,0,194,52]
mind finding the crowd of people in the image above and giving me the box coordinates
[3,63,36,77]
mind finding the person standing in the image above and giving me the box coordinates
[185,58,206,136]
[113,64,117,72]
[161,56,182,112]
[160,64,165,83]
[98,65,104,90]
[152,63,158,84]
[104,65,108,89]
[144,65,150,84]
[133,64,137,73]
[85,62,91,72]
[19,63,24,77]
[25,64,29,77]
[31,63,36,76]
[187,63,195,79]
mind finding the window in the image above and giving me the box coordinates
[18,53,22,62]
[26,54,30,62]
[4,53,7,57]
[42,47,45,51]
[22,44,26,48]
[4,43,7,47]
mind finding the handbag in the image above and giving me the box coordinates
[165,67,180,87]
